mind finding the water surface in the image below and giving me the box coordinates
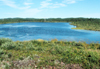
[0,22,100,43]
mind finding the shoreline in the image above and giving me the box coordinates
[1,21,100,31]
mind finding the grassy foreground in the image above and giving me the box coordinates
[0,38,100,69]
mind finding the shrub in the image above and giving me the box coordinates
[0,38,12,45]
[25,42,35,50]
[8,53,12,58]
[1,42,16,50]
[0,49,5,58]
[74,42,83,46]
[31,40,39,44]
[0,49,6,61]
[49,45,66,55]
[86,52,99,64]
[90,43,97,49]
[0,49,5,55]
[19,56,24,60]
[71,41,76,46]
[55,46,64,54]
[97,45,100,49]
[15,42,24,50]
[51,39,58,42]
[36,47,43,51]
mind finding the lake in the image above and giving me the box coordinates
[0,22,100,43]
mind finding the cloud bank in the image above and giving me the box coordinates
[0,0,83,18]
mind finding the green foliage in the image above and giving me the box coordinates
[8,53,12,58]
[0,49,5,58]
[0,38,100,69]
[1,42,16,50]
[50,45,67,55]
[0,49,5,55]
[97,45,100,49]
[19,56,24,60]
[25,42,35,50]
[74,42,83,46]
[0,38,12,45]
[0,49,7,61]
[87,52,99,64]
[5,63,10,69]
[70,18,100,31]
[15,42,24,50]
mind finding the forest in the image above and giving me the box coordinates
[0,18,100,31]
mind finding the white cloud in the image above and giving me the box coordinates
[0,0,42,18]
[80,13,100,18]
[19,8,42,17]
[53,3,66,7]
[0,0,17,8]
[40,0,82,9]
[63,0,82,4]
[49,3,66,8]
[24,2,33,5]
[40,0,52,8]
[19,6,31,10]
[0,0,82,9]
[25,8,41,14]
[0,0,84,18]
[40,0,66,8]
[63,0,76,4]
[0,0,31,9]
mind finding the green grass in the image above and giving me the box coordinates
[0,38,100,69]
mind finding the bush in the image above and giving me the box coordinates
[0,49,6,60]
[36,47,43,51]
[25,42,35,50]
[49,45,67,55]
[8,53,12,58]
[74,42,83,46]
[19,56,24,60]
[0,38,12,45]
[97,45,100,49]
[15,42,24,50]
[1,42,16,50]
[0,49,5,55]
[86,52,99,64]
[0,49,5,58]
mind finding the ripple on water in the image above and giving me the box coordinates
[0,22,100,43]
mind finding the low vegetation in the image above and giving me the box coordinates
[0,38,100,69]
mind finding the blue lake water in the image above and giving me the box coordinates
[0,22,100,43]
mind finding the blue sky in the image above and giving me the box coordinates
[0,0,100,18]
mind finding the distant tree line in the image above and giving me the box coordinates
[0,18,100,31]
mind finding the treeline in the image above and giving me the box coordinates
[0,18,100,31]
[70,18,100,31]
[0,17,100,23]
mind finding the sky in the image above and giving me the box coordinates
[0,0,100,18]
